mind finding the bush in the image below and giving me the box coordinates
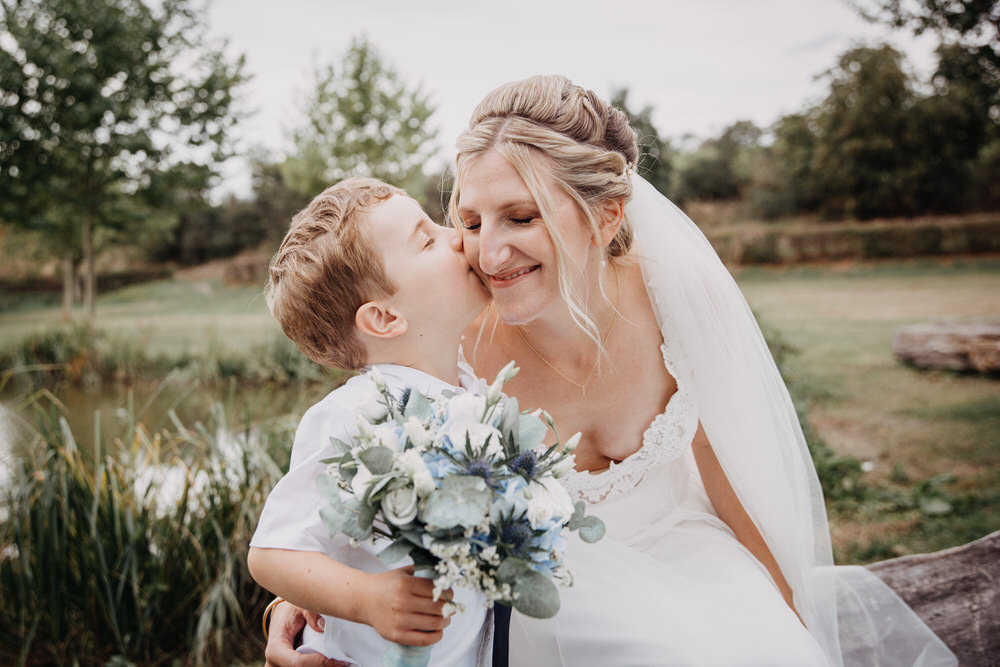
[0,400,291,665]
[0,325,348,391]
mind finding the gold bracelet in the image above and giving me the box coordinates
[262,597,285,640]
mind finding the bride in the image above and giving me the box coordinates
[265,75,956,666]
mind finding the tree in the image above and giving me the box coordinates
[0,0,245,318]
[673,121,763,202]
[280,36,438,200]
[809,45,922,218]
[610,88,673,197]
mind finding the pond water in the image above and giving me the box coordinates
[0,374,342,470]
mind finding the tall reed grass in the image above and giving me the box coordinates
[0,397,295,666]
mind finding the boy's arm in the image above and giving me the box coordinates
[247,547,451,647]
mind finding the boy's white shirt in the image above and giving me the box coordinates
[251,356,492,666]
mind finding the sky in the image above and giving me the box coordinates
[205,0,941,197]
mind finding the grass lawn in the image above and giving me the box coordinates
[737,257,1000,561]
[0,277,282,356]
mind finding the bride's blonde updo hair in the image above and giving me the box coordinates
[449,75,639,345]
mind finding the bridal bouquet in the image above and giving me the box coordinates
[317,362,604,666]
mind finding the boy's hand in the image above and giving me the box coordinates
[362,566,453,647]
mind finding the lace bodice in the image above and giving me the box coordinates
[562,342,698,503]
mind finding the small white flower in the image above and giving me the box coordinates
[351,464,374,498]
[356,383,389,422]
[369,367,388,392]
[382,486,419,526]
[562,432,582,453]
[550,453,576,478]
[403,417,432,450]
[532,408,554,428]
[397,448,435,497]
[373,422,402,452]
[861,460,875,473]
[355,414,376,441]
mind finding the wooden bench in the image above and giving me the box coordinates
[865,530,1000,666]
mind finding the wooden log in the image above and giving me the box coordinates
[893,321,1000,373]
[865,530,1000,666]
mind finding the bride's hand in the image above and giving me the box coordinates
[264,600,350,667]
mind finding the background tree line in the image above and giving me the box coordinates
[2,0,998,319]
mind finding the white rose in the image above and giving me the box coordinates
[526,477,575,528]
[448,421,503,458]
[397,448,435,497]
[447,393,486,424]
[403,416,432,450]
[351,464,374,498]
[382,486,419,526]
[373,422,402,452]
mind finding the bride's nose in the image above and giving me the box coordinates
[478,223,513,275]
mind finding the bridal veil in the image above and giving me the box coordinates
[627,174,956,667]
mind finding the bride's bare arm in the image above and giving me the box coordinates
[690,422,803,625]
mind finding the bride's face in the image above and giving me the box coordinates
[455,148,599,326]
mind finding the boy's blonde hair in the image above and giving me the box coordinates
[266,177,405,369]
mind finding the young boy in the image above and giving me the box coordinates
[248,178,493,665]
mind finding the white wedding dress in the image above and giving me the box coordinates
[509,343,828,666]
[506,175,956,667]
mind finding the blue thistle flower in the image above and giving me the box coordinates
[499,519,534,557]
[465,459,492,481]
[509,450,538,478]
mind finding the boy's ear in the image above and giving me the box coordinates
[594,199,625,248]
[355,301,408,339]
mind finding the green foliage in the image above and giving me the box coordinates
[281,35,438,199]
[0,399,289,665]
[0,0,246,315]
[855,0,1000,108]
[673,121,763,202]
[153,155,309,266]
[0,324,339,390]
[610,88,673,196]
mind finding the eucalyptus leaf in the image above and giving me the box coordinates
[512,568,560,618]
[517,413,548,451]
[328,437,352,456]
[403,390,432,420]
[365,473,398,502]
[338,496,373,540]
[499,397,520,441]
[316,473,341,502]
[575,515,606,543]
[377,540,413,566]
[359,446,394,475]
[339,457,358,485]
[495,557,530,583]
[422,476,492,529]
[566,500,587,530]
[358,499,377,531]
